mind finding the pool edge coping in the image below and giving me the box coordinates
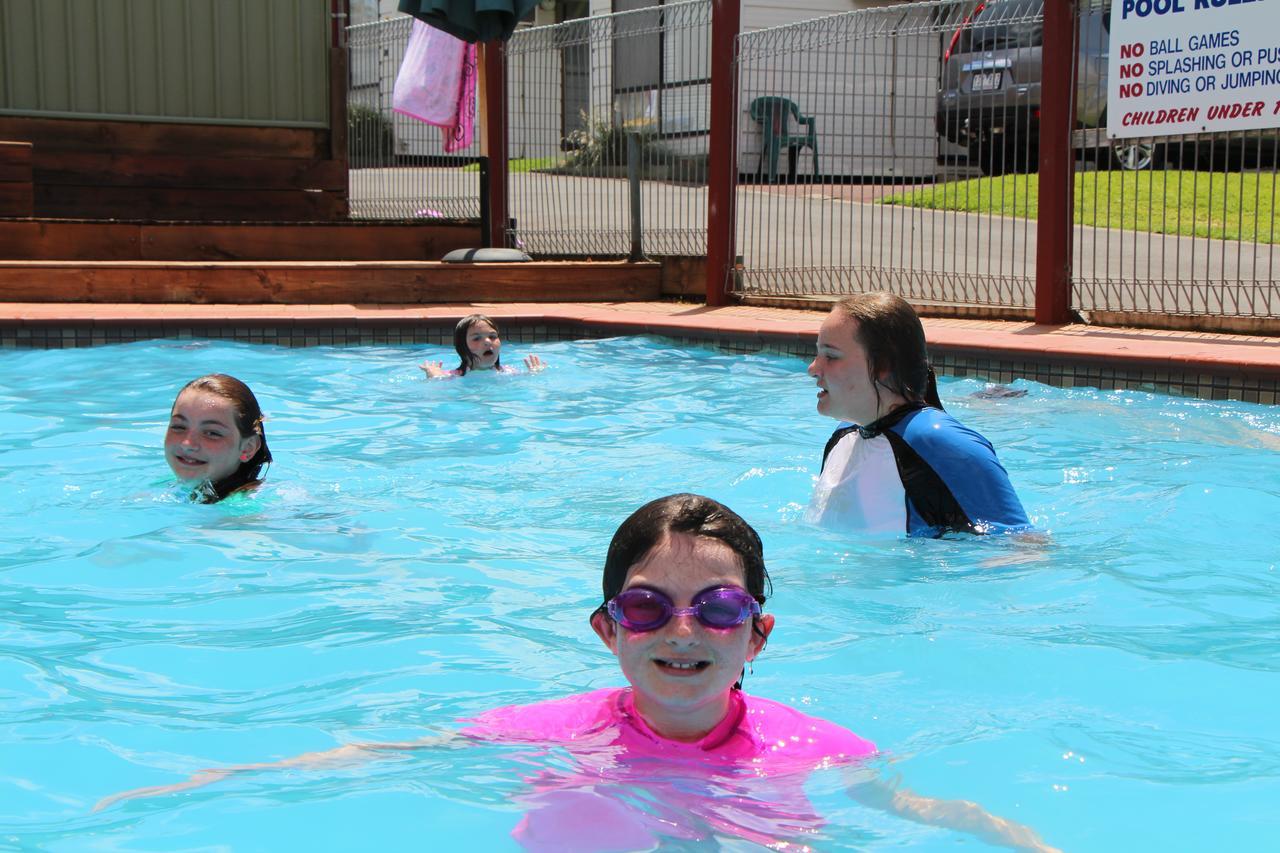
[1,301,1277,397]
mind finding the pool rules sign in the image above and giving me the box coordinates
[1107,0,1280,138]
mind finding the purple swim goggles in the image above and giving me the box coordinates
[606,586,761,632]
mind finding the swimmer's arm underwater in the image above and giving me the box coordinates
[93,733,461,812]
[846,773,1062,853]
[977,528,1054,568]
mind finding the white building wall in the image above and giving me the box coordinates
[738,1,943,179]
[371,1,942,177]
[507,29,567,161]
[744,1,862,32]
[589,1,615,124]
[349,0,404,26]
[575,0,940,179]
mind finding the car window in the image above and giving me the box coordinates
[957,0,1044,54]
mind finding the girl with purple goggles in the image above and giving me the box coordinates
[606,586,761,632]
[97,494,1059,852]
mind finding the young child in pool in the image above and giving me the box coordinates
[97,494,1057,851]
[419,314,545,378]
[164,374,272,503]
[807,292,1029,536]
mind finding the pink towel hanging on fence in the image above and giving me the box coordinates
[392,20,477,153]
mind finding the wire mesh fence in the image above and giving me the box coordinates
[344,1,1279,322]
[347,16,481,220]
[734,0,1279,320]
[1070,0,1280,319]
[504,0,711,256]
[733,0,1037,309]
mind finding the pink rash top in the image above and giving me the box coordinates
[462,687,876,851]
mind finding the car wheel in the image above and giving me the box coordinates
[1191,138,1227,171]
[1110,139,1158,171]
[1009,136,1039,174]
[971,141,1006,177]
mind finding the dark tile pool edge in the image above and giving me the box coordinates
[657,330,1280,404]
[1,314,1276,404]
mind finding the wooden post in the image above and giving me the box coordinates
[480,42,509,249]
[329,0,348,48]
[705,0,740,306]
[1035,0,1076,325]
[329,46,349,164]
[329,0,350,218]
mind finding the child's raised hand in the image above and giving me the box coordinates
[419,361,448,379]
[524,355,546,373]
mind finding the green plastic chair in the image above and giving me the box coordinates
[748,96,819,182]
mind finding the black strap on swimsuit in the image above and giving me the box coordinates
[820,402,927,471]
[820,425,860,472]
[820,403,976,535]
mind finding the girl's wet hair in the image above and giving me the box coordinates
[600,493,772,606]
[834,291,943,412]
[452,314,503,375]
[175,374,272,502]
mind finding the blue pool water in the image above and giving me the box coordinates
[1,336,1277,850]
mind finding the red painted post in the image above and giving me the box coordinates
[330,0,348,47]
[482,42,509,249]
[1035,0,1076,324]
[705,0,741,307]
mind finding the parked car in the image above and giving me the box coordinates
[937,0,1275,174]
[936,0,1109,176]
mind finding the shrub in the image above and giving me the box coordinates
[348,104,394,167]
[565,113,654,171]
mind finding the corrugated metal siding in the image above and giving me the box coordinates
[0,0,329,127]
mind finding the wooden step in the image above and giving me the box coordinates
[0,260,663,304]
[0,219,483,262]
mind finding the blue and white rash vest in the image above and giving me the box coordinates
[807,403,1029,537]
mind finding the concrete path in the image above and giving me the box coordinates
[350,167,1280,318]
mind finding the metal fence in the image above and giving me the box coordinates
[345,1,1279,323]
[733,0,1036,309]
[347,15,481,220]
[732,0,1280,321]
[503,0,711,256]
[1070,0,1280,319]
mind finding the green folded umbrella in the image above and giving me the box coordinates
[398,0,541,43]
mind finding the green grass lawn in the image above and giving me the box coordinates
[879,171,1278,244]
[463,156,563,173]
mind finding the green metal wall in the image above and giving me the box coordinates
[0,0,330,127]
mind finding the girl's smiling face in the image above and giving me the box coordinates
[164,389,259,485]
[465,321,502,369]
[592,532,774,742]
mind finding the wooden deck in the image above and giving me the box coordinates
[0,116,348,221]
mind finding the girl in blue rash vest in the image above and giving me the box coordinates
[806,292,1030,536]
[96,496,1056,851]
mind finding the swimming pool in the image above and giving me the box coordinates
[1,336,1276,850]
